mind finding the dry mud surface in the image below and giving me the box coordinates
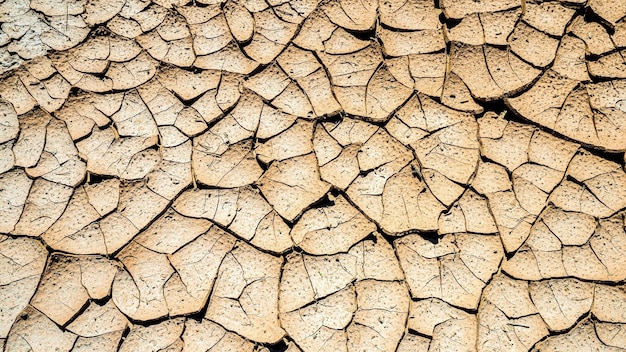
[1,0,626,351]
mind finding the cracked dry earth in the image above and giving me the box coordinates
[2,0,626,351]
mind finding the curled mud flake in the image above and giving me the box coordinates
[593,284,626,324]
[397,333,431,352]
[596,322,626,349]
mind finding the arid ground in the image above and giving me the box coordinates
[1,0,626,351]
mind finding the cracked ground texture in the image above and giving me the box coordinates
[1,0,626,351]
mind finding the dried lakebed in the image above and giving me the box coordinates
[1,0,626,351]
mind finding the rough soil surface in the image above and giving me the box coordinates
[1,0,626,351]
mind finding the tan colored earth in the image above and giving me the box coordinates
[1,0,626,351]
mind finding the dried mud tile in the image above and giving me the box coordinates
[589,50,626,80]
[451,44,540,101]
[438,190,498,234]
[440,0,519,19]
[4,306,77,351]
[478,275,550,349]
[590,0,626,28]
[429,311,478,352]
[596,322,626,349]
[133,208,211,254]
[529,278,594,332]
[561,151,626,215]
[320,0,377,31]
[349,163,446,233]
[12,109,51,168]
[166,227,236,316]
[193,137,262,187]
[291,195,376,254]
[509,22,560,68]
[83,0,125,25]
[541,206,596,246]
[42,185,106,253]
[194,42,259,74]
[30,254,92,326]
[19,71,71,113]
[157,68,220,101]
[583,80,626,151]
[397,334,430,352]
[205,240,285,343]
[395,233,503,309]
[408,298,472,338]
[0,169,32,234]
[552,35,590,82]
[223,1,254,43]
[0,99,19,145]
[568,17,614,56]
[319,143,360,190]
[243,9,298,64]
[0,237,47,338]
[40,15,91,52]
[244,63,290,101]
[291,9,336,51]
[106,51,158,90]
[257,107,298,140]
[592,284,626,323]
[113,241,174,321]
[365,65,414,123]
[0,75,37,115]
[66,300,128,338]
[107,15,144,38]
[280,286,356,352]
[119,318,184,352]
[378,28,445,56]
[319,45,382,88]
[25,119,86,187]
[379,0,440,30]
[440,71,485,113]
[12,179,73,237]
[478,300,548,352]
[532,319,623,351]
[257,153,330,222]
[56,93,123,140]
[523,1,576,37]
[256,119,314,163]
[322,28,371,55]
[182,319,255,352]
[271,81,315,118]
[347,280,410,352]
[387,106,473,204]
[72,331,124,352]
[137,32,195,67]
[279,235,403,312]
